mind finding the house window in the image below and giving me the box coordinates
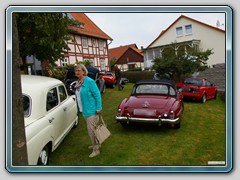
[100,59,105,70]
[61,58,68,66]
[92,39,96,47]
[147,50,153,60]
[154,49,160,58]
[185,25,192,34]
[82,37,88,48]
[176,27,183,36]
[99,40,104,50]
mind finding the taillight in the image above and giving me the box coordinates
[117,108,122,116]
[169,111,175,119]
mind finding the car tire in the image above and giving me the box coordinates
[202,93,207,103]
[120,122,128,127]
[37,145,50,165]
[111,83,115,88]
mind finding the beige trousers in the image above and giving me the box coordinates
[84,115,100,151]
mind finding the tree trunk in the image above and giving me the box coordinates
[12,13,28,165]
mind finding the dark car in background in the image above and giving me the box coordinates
[64,67,105,95]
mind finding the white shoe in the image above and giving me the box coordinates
[88,144,101,149]
[89,150,100,158]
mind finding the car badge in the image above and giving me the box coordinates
[142,101,150,108]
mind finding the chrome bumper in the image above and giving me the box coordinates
[115,116,180,125]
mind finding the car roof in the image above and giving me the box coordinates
[21,75,63,123]
[135,79,176,88]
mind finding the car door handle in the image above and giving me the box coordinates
[63,107,67,111]
[49,117,54,123]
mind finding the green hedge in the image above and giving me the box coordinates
[122,71,155,83]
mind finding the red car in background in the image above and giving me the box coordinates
[101,72,117,88]
[176,77,217,103]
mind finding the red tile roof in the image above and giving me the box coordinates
[69,13,112,40]
[147,15,225,48]
[109,44,143,60]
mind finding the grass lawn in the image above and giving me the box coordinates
[48,83,226,166]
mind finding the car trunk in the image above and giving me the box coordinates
[122,95,176,118]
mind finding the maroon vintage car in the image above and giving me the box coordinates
[176,77,217,103]
[115,79,184,129]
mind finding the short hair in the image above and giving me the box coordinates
[74,64,88,76]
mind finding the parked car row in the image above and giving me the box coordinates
[21,72,216,165]
[64,67,129,94]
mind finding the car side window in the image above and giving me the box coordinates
[169,87,176,96]
[23,95,31,117]
[205,80,211,86]
[59,85,67,102]
[46,88,58,111]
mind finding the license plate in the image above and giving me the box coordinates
[134,109,156,116]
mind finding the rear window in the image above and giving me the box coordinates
[135,84,176,96]
[184,78,203,86]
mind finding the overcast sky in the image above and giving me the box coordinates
[86,13,225,49]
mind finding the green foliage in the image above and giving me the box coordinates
[122,71,155,83]
[151,42,213,81]
[16,13,81,66]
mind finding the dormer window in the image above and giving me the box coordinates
[176,27,183,36]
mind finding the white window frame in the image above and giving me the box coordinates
[185,25,192,35]
[100,59,105,70]
[61,58,68,66]
[99,40,104,50]
[82,37,88,48]
[176,27,183,36]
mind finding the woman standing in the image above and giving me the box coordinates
[74,64,102,158]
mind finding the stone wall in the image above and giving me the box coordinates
[196,63,225,93]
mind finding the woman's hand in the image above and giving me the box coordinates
[96,110,101,115]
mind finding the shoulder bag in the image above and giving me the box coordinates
[95,115,111,144]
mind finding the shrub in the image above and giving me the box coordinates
[122,71,155,83]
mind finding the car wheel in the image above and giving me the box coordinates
[111,83,115,88]
[213,91,217,99]
[202,93,207,103]
[120,122,128,127]
[37,145,50,165]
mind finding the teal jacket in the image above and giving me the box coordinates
[75,76,102,117]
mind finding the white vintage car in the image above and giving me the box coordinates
[21,75,78,165]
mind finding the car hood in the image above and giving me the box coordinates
[125,95,176,110]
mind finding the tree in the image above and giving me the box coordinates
[11,13,80,165]
[17,13,81,75]
[12,13,28,165]
[151,43,213,81]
